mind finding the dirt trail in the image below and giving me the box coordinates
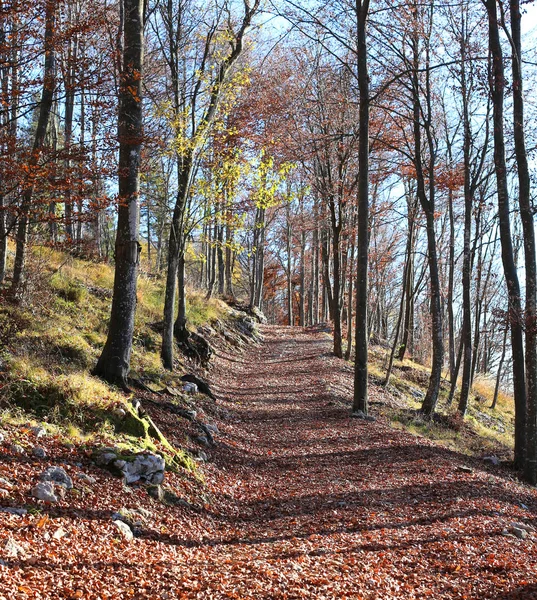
[181,325,537,599]
[1,326,536,599]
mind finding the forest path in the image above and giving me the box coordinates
[1,326,536,599]
[180,325,537,599]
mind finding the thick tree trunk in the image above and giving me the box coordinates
[94,0,144,388]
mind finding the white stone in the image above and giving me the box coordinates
[183,382,198,394]
[113,520,133,541]
[30,426,46,438]
[31,481,58,503]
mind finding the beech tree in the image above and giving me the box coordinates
[94,0,145,387]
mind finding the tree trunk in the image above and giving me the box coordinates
[491,324,508,410]
[94,0,144,388]
[352,0,370,414]
[458,33,473,417]
[486,0,526,468]
[509,0,537,482]
[11,0,58,293]
[300,229,306,326]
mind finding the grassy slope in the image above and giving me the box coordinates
[0,245,229,465]
[367,344,515,462]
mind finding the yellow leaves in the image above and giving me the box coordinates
[36,514,50,528]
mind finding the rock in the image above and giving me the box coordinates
[351,410,376,422]
[30,426,46,438]
[181,374,216,400]
[510,522,534,534]
[0,507,27,516]
[410,388,425,400]
[183,382,198,394]
[511,526,528,540]
[0,489,10,498]
[165,386,181,397]
[114,408,127,420]
[114,459,127,470]
[40,466,73,489]
[0,477,13,489]
[120,453,165,485]
[457,465,473,473]
[194,434,211,448]
[32,447,46,459]
[10,444,24,455]
[147,485,164,501]
[151,471,165,485]
[96,451,117,466]
[195,451,208,462]
[483,455,501,466]
[113,520,134,541]
[31,481,58,503]
[4,537,25,558]
[520,503,529,510]
[205,423,219,435]
[76,473,96,484]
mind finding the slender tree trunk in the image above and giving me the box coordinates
[217,219,225,296]
[300,229,306,326]
[458,35,473,417]
[11,0,58,292]
[286,207,293,325]
[492,324,508,410]
[94,0,144,387]
[508,0,537,482]
[352,0,370,414]
[408,13,443,417]
[345,241,355,360]
[63,11,77,243]
[398,193,416,360]
[225,224,233,297]
[486,0,526,468]
[447,188,456,381]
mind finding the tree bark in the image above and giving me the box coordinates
[352,0,370,414]
[509,0,537,482]
[11,0,58,293]
[94,0,144,388]
[485,0,526,468]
